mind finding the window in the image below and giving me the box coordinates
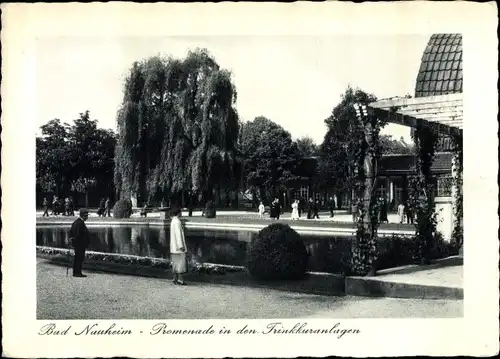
[436,176,453,197]
[295,186,309,200]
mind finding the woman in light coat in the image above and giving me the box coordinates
[397,202,405,224]
[170,207,188,285]
[258,201,265,218]
[291,200,299,220]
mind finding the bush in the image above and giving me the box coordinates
[204,201,216,218]
[246,223,309,280]
[376,235,416,270]
[309,237,352,275]
[375,232,457,270]
[113,198,133,219]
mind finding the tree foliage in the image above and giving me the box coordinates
[36,112,116,203]
[114,49,240,204]
[318,86,378,198]
[379,134,414,154]
[239,116,304,199]
[295,136,318,157]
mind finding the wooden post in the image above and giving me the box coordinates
[363,121,375,226]
[363,119,377,277]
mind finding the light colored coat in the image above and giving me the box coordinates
[291,202,299,220]
[170,216,187,254]
[397,204,405,223]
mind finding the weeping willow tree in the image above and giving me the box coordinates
[114,49,240,206]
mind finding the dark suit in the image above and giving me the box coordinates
[70,217,90,275]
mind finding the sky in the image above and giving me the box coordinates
[36,35,430,144]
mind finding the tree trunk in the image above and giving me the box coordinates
[85,190,89,208]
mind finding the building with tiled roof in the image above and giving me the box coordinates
[415,33,463,151]
[415,33,463,98]
[378,153,452,176]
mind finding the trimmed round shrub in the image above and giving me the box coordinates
[113,198,133,218]
[246,223,309,280]
[204,201,216,218]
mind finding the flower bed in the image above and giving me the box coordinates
[36,246,245,275]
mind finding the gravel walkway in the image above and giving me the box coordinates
[37,259,463,320]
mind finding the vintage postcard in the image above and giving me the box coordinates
[1,1,499,358]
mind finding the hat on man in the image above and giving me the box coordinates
[79,208,89,217]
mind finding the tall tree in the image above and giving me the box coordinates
[319,86,378,210]
[68,111,117,206]
[36,119,72,195]
[295,136,318,157]
[36,113,116,205]
[114,49,240,205]
[239,116,304,201]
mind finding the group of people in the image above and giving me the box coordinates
[267,198,282,219]
[42,196,75,217]
[377,196,389,224]
[257,196,337,220]
[97,198,112,217]
[69,206,188,285]
[397,201,414,224]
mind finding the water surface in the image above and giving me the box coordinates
[36,225,353,273]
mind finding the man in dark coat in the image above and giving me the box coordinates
[307,198,314,219]
[69,208,90,277]
[298,197,303,218]
[42,197,50,217]
[328,196,336,218]
[405,202,414,224]
[312,199,320,219]
[274,198,281,220]
[98,198,105,217]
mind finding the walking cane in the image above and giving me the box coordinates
[66,249,70,276]
[66,238,72,276]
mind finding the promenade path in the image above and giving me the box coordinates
[36,209,404,224]
[37,259,462,320]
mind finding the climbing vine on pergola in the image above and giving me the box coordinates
[408,125,439,264]
[350,104,387,276]
[450,133,463,251]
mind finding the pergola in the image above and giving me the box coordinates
[348,33,463,275]
[353,92,463,221]
[368,93,463,136]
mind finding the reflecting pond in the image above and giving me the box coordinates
[36,225,354,274]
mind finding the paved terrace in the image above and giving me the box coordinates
[37,209,406,223]
[37,259,463,320]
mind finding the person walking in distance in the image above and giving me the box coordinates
[69,197,75,216]
[298,197,303,218]
[291,199,299,220]
[42,197,50,217]
[97,198,105,217]
[64,197,71,216]
[307,198,314,219]
[105,197,111,217]
[170,207,188,285]
[405,202,414,224]
[397,202,405,224]
[274,198,281,220]
[312,199,320,219]
[258,201,265,219]
[69,208,90,277]
[328,196,336,218]
[52,196,59,215]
